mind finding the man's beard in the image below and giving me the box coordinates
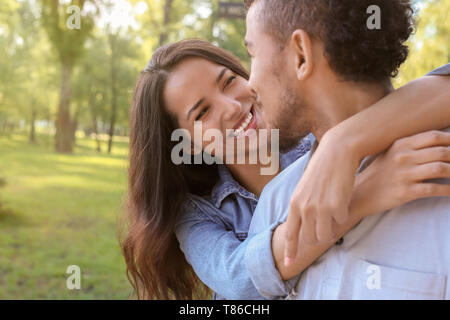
[269,85,312,153]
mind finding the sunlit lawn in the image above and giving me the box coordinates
[0,132,133,299]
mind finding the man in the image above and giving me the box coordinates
[242,0,450,299]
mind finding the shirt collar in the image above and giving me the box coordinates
[210,134,315,208]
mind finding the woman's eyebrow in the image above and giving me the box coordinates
[186,68,228,120]
[216,67,228,85]
[187,97,205,120]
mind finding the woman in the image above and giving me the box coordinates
[120,39,450,300]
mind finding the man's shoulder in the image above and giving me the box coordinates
[261,151,311,199]
[426,63,450,76]
[249,152,312,234]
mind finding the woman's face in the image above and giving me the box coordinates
[163,57,266,162]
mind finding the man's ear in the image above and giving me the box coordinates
[290,29,313,81]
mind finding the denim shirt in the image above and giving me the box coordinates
[174,134,314,300]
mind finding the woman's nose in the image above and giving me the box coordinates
[221,100,242,122]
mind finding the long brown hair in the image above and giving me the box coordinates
[120,39,249,299]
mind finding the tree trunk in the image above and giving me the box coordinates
[70,112,78,146]
[107,34,118,154]
[70,103,81,146]
[89,94,101,153]
[55,62,73,153]
[159,0,174,46]
[29,106,37,144]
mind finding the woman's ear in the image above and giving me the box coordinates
[290,29,313,81]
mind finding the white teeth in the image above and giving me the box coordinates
[233,112,253,137]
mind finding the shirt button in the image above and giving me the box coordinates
[335,237,344,246]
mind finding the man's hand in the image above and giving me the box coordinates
[284,132,361,266]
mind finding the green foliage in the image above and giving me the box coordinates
[40,0,97,66]
[0,0,57,130]
[394,0,450,87]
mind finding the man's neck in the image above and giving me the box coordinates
[308,75,394,141]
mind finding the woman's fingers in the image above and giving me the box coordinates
[411,162,450,181]
[300,211,317,245]
[410,146,450,165]
[408,130,450,150]
[411,183,450,199]
[284,204,302,266]
[316,214,335,243]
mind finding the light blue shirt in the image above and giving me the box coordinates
[248,127,450,299]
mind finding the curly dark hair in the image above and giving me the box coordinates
[244,0,416,83]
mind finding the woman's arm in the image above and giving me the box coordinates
[284,74,450,264]
[276,130,450,280]
[175,199,269,300]
[333,75,450,159]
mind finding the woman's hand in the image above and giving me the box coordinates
[284,130,450,267]
[284,131,361,266]
[350,130,450,218]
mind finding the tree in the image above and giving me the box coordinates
[72,35,109,152]
[106,27,139,153]
[40,0,97,153]
[159,0,175,46]
[0,0,56,140]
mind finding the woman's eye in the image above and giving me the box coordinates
[224,76,236,89]
[195,107,209,121]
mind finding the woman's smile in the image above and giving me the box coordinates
[231,106,259,138]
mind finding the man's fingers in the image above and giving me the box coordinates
[284,206,302,266]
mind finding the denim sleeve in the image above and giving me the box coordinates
[245,221,302,300]
[175,199,266,300]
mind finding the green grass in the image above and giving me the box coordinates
[0,132,133,299]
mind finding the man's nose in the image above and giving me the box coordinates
[248,75,259,100]
[248,73,254,91]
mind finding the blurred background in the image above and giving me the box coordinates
[0,0,448,299]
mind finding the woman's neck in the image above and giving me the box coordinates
[226,161,281,197]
